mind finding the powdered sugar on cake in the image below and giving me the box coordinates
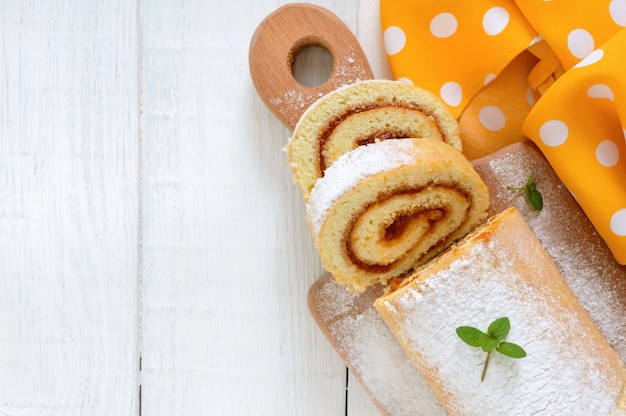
[306,139,416,236]
[382,238,624,415]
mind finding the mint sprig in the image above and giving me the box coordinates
[508,169,543,211]
[456,317,526,381]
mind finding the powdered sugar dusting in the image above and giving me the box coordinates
[331,308,445,416]
[315,274,358,318]
[307,139,416,235]
[308,142,626,415]
[270,89,325,129]
[335,44,367,84]
[480,144,626,359]
[312,276,445,416]
[384,233,625,415]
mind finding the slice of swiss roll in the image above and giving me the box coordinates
[287,80,462,200]
[306,138,489,293]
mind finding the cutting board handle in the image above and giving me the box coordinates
[249,3,374,131]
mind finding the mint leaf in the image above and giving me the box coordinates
[456,317,527,381]
[488,317,510,341]
[497,342,527,358]
[456,326,484,347]
[508,169,543,211]
[480,335,499,353]
[528,187,543,210]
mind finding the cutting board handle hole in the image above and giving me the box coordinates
[291,45,334,88]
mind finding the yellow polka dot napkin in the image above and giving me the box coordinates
[381,0,538,117]
[523,28,626,264]
[381,0,626,263]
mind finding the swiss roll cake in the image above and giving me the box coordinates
[374,207,626,415]
[306,138,489,293]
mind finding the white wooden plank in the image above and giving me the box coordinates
[138,0,376,414]
[0,1,139,415]
[354,0,393,81]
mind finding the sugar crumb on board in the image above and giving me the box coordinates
[318,276,445,416]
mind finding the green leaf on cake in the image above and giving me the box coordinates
[480,337,500,353]
[455,317,527,381]
[487,316,510,341]
[497,341,527,359]
[456,326,485,347]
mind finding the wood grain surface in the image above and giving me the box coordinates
[0,1,139,414]
[1,1,388,415]
[249,3,373,130]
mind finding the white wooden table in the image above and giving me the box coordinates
[0,1,391,414]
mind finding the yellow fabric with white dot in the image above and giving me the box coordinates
[381,0,626,264]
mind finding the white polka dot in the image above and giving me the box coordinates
[384,26,406,56]
[574,48,604,68]
[484,73,497,85]
[478,106,506,131]
[526,87,536,106]
[587,84,615,101]
[610,208,626,236]
[596,140,620,167]
[440,82,463,107]
[483,7,510,36]
[396,77,414,85]
[430,12,458,38]
[610,0,626,26]
[567,29,595,59]
[539,120,569,147]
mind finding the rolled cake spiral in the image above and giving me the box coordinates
[287,80,462,200]
[307,138,489,293]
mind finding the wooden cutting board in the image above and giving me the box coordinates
[308,141,626,416]
[249,3,373,131]
[250,5,626,415]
